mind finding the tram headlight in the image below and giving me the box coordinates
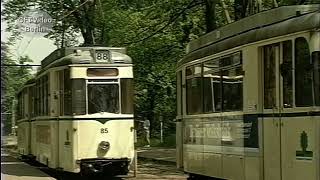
[98,141,110,151]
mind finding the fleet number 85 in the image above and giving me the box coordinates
[100,128,108,134]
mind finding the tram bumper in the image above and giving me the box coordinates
[79,158,130,176]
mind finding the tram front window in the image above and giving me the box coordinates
[88,84,119,114]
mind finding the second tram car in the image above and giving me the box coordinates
[176,5,320,180]
[16,47,134,176]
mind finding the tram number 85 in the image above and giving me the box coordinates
[100,128,109,134]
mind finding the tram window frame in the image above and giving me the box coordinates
[294,37,313,107]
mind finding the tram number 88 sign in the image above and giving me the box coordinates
[95,50,110,62]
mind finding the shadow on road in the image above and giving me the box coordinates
[1,155,52,178]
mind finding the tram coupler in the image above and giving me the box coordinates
[79,158,130,176]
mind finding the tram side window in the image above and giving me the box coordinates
[295,37,313,107]
[312,51,320,106]
[177,71,182,115]
[186,64,202,115]
[43,75,49,116]
[29,86,35,117]
[264,44,277,109]
[35,79,40,116]
[64,69,72,115]
[58,70,64,115]
[17,93,22,120]
[39,78,43,115]
[203,59,222,113]
[281,41,293,108]
[23,90,28,118]
[221,66,243,111]
[72,79,86,115]
[121,78,134,114]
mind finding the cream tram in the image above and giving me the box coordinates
[176,5,320,180]
[16,47,134,176]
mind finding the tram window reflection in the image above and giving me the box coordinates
[203,59,221,113]
[88,84,119,114]
[295,37,313,107]
[222,67,243,111]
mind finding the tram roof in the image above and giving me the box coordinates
[178,4,320,67]
[39,46,132,73]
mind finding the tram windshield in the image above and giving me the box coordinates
[88,84,119,114]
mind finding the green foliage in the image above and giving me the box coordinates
[1,41,34,135]
[2,0,306,141]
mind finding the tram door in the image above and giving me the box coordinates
[262,41,317,180]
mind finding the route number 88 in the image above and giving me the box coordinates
[96,52,108,61]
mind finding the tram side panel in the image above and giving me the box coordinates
[183,118,205,176]
[280,116,318,180]
[32,120,55,167]
[58,120,75,172]
[17,121,31,155]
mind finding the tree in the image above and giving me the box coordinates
[1,41,33,135]
[3,0,307,140]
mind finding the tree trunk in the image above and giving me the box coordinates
[234,0,248,20]
[205,0,217,33]
[81,0,96,45]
